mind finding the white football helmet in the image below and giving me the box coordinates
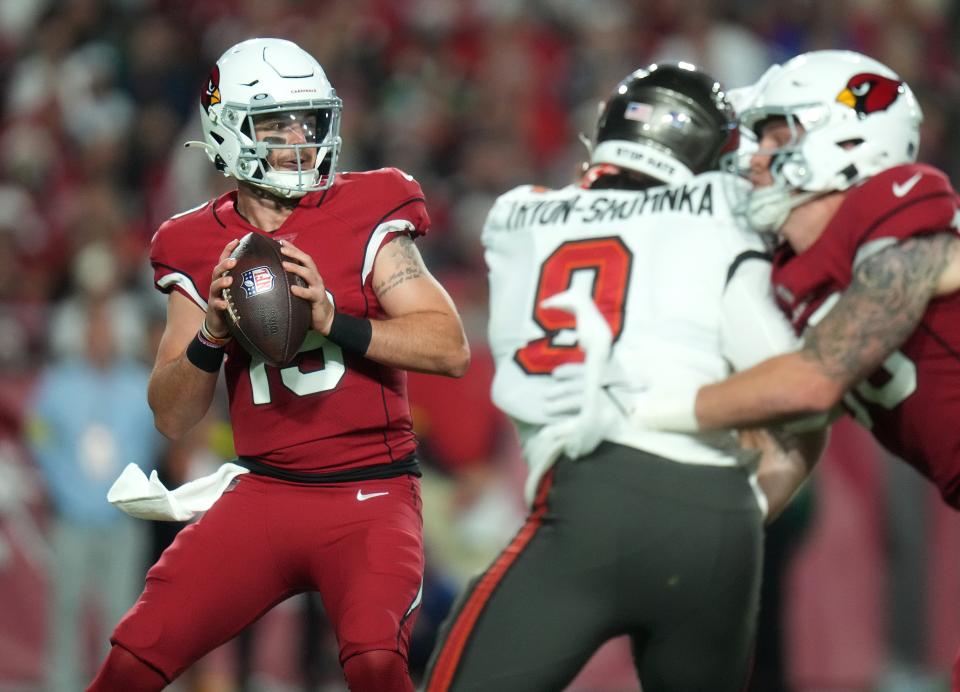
[733,50,922,232]
[189,38,342,198]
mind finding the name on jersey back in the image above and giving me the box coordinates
[501,181,715,232]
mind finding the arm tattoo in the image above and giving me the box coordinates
[373,235,426,299]
[802,233,955,384]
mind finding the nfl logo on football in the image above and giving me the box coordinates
[241,266,276,298]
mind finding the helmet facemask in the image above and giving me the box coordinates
[723,108,829,233]
[218,100,341,198]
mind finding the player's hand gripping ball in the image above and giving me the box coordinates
[222,232,311,367]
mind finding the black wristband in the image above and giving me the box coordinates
[186,333,226,373]
[327,312,372,354]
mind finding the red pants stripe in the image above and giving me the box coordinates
[427,470,555,691]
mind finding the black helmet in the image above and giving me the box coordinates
[588,63,738,187]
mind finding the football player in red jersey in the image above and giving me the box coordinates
[627,50,960,687]
[87,38,469,692]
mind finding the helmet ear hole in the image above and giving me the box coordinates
[838,138,863,150]
[208,132,227,170]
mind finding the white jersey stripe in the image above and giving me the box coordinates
[169,200,210,220]
[361,220,416,286]
[157,272,208,311]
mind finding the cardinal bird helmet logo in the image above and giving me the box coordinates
[201,65,221,112]
[836,73,904,117]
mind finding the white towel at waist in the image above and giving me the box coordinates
[107,462,249,521]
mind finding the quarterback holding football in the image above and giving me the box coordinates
[90,37,469,692]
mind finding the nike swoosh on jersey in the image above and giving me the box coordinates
[356,489,390,501]
[892,172,923,197]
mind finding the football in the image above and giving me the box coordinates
[222,231,311,367]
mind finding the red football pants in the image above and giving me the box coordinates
[110,472,424,683]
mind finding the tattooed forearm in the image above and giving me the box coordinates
[801,233,954,384]
[373,235,426,298]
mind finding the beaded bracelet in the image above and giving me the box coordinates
[200,319,231,346]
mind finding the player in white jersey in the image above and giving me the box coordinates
[424,64,826,692]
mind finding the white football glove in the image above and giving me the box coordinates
[536,288,616,461]
[543,362,588,420]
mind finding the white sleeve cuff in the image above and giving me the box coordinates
[632,389,700,432]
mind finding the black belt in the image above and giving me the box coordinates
[235,453,421,484]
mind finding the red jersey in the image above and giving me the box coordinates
[151,168,429,473]
[771,163,960,506]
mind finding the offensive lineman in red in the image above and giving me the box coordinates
[625,50,960,686]
[88,38,469,691]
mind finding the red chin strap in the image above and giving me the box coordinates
[579,163,622,189]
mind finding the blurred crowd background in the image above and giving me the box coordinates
[2,0,960,690]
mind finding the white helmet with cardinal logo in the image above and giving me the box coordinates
[190,38,342,198]
[734,50,922,232]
